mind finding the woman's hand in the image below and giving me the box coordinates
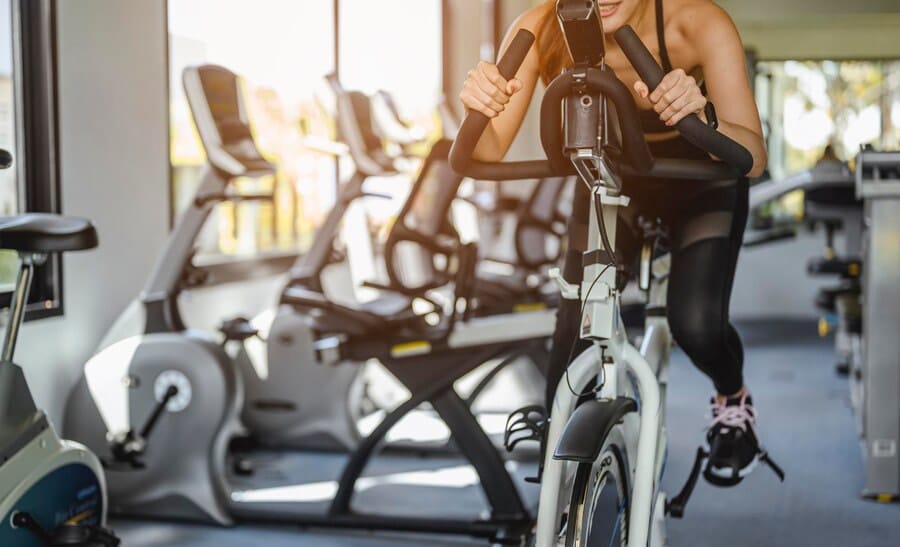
[460,61,524,118]
[634,68,707,127]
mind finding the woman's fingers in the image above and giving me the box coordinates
[506,78,524,95]
[460,92,499,117]
[666,97,707,126]
[633,80,649,99]
[649,68,685,103]
[472,70,510,107]
[458,61,519,118]
[462,80,503,116]
[654,77,694,113]
[642,68,706,126]
[659,93,706,122]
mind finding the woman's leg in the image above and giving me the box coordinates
[665,180,775,484]
[666,180,748,396]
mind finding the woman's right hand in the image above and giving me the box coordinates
[460,61,524,118]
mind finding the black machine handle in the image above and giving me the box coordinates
[450,26,755,182]
[449,30,556,181]
[0,148,11,169]
[612,26,753,176]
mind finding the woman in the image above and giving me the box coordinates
[460,0,770,484]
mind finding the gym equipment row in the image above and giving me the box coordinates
[62,63,572,542]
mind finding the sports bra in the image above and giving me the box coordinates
[638,0,683,134]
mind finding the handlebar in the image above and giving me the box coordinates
[613,26,754,175]
[449,26,755,183]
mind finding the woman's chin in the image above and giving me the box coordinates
[601,18,625,34]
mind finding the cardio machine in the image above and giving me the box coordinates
[851,150,900,502]
[747,159,864,375]
[194,65,564,450]
[0,149,118,546]
[450,1,771,544]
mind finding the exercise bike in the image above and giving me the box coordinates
[0,149,117,546]
[450,2,766,544]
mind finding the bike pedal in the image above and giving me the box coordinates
[503,405,547,453]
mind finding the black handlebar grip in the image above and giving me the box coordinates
[613,25,754,176]
[450,29,535,176]
[0,148,11,169]
[496,29,535,80]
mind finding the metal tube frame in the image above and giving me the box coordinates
[534,162,670,546]
[2,253,44,362]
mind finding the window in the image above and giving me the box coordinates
[167,0,449,268]
[0,0,63,319]
[168,0,337,260]
[757,60,900,179]
[338,0,443,138]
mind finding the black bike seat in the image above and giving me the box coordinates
[0,213,98,254]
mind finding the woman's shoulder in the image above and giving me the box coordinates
[668,0,735,35]
[509,2,553,34]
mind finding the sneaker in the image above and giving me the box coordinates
[704,393,782,486]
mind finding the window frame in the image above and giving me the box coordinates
[0,0,64,320]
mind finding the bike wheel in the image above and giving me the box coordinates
[564,435,630,547]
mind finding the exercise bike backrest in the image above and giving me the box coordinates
[184,64,276,180]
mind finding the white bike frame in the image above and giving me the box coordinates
[535,164,673,547]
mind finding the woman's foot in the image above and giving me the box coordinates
[704,391,764,486]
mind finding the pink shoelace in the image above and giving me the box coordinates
[709,393,757,435]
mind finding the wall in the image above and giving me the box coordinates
[16,0,170,427]
[719,0,900,59]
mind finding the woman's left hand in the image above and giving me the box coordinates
[634,68,707,126]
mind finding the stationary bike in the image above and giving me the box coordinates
[450,3,772,544]
[0,150,117,546]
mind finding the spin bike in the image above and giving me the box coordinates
[450,3,756,544]
[0,150,118,546]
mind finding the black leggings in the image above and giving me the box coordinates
[545,137,749,408]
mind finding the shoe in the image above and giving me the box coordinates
[704,393,784,486]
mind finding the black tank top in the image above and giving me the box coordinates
[638,0,675,134]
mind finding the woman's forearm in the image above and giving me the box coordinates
[471,120,509,163]
[717,120,767,178]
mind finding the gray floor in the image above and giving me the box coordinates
[114,320,900,546]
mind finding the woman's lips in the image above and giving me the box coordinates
[599,3,620,18]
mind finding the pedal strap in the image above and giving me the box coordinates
[503,404,548,484]
[759,450,786,482]
[503,404,547,452]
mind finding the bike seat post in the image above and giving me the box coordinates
[2,252,46,363]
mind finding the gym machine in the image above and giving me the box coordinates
[0,148,118,546]
[853,149,900,502]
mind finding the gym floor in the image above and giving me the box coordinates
[113,320,900,546]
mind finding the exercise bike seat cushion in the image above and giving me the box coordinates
[0,214,98,254]
[281,286,420,337]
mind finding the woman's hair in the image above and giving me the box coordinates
[535,2,570,86]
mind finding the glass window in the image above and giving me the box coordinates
[339,0,443,144]
[0,0,17,287]
[757,60,900,179]
[168,0,337,259]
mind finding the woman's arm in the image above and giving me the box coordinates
[461,6,546,162]
[690,4,767,177]
[636,2,767,177]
